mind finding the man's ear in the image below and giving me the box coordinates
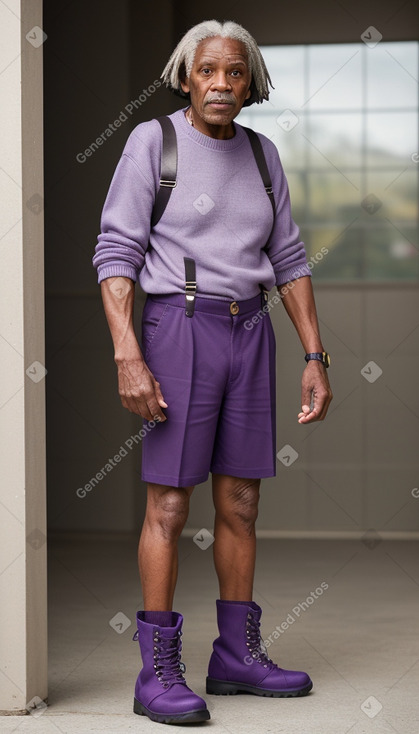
[180,78,190,94]
[179,62,190,93]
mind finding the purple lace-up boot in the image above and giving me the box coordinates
[206,600,313,697]
[133,610,210,724]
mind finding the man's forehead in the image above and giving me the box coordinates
[194,37,248,63]
[197,53,248,64]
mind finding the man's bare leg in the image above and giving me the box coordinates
[212,473,260,601]
[138,483,194,609]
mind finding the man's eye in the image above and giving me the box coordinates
[231,70,241,77]
[201,68,212,75]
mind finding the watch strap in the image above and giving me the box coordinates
[305,351,330,367]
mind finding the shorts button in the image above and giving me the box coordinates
[230,301,239,315]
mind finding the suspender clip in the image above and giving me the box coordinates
[259,283,269,304]
[184,258,197,318]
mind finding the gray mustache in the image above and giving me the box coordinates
[206,96,235,104]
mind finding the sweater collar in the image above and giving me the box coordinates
[174,106,247,151]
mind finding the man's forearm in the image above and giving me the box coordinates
[278,275,324,354]
[100,277,144,362]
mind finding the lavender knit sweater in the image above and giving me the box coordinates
[93,107,311,301]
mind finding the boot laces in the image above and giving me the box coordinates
[153,630,187,688]
[246,613,275,669]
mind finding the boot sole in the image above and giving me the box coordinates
[134,696,210,724]
[206,677,313,698]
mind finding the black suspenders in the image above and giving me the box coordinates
[151,116,275,316]
[242,126,276,219]
[150,116,178,228]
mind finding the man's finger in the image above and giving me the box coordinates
[299,390,331,422]
[129,392,162,422]
[301,386,312,409]
[298,392,328,422]
[298,408,318,423]
[146,395,167,422]
[155,381,168,408]
[128,396,148,417]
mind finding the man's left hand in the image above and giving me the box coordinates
[298,361,333,423]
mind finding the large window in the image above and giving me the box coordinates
[237,42,419,281]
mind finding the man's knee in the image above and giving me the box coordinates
[146,484,193,540]
[215,477,260,532]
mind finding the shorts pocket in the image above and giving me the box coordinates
[141,301,169,360]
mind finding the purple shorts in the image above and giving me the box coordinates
[140,292,276,487]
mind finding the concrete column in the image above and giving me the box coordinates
[0,0,47,715]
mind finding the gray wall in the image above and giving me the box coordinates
[44,0,177,532]
[175,0,418,44]
[45,0,419,535]
[187,284,419,535]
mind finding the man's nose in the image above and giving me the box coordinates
[211,71,232,90]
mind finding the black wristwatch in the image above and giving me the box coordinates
[304,351,330,368]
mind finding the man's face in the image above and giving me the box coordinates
[180,36,252,131]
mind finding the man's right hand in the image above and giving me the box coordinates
[99,277,167,421]
[115,356,168,422]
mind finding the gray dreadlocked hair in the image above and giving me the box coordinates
[161,20,273,106]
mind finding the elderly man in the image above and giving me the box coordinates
[93,19,332,726]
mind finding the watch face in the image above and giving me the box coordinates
[323,352,331,367]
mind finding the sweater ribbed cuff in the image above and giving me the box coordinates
[97,264,138,284]
[275,263,312,286]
